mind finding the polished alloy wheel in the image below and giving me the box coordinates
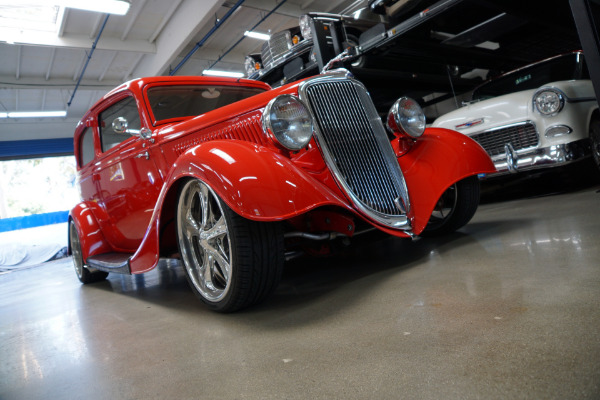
[69,221,84,280]
[429,183,458,228]
[177,179,232,303]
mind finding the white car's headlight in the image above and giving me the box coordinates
[299,15,313,40]
[263,95,314,151]
[533,88,565,116]
[386,97,426,138]
[244,56,261,77]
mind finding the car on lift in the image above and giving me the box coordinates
[245,10,383,87]
[433,51,600,175]
[68,69,494,312]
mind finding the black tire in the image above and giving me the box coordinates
[69,220,109,284]
[590,117,600,171]
[421,175,480,237]
[176,179,284,312]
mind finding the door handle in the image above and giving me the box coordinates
[135,151,150,160]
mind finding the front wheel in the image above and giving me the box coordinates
[421,176,480,237]
[69,220,108,284]
[176,179,284,312]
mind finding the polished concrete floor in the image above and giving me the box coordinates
[1,179,599,399]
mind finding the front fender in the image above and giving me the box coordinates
[399,127,496,234]
[168,140,349,220]
[128,140,350,274]
[69,202,112,260]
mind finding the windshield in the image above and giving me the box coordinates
[472,53,588,101]
[147,85,266,122]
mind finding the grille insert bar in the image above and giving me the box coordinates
[470,122,539,156]
[300,76,411,230]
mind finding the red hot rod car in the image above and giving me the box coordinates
[69,69,494,312]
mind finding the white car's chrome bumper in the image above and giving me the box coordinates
[487,138,591,175]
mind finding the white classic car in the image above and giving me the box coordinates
[433,51,600,175]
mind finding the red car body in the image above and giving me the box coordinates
[69,70,494,311]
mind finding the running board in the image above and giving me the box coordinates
[87,252,133,274]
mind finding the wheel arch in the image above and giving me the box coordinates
[129,140,349,274]
[68,202,112,261]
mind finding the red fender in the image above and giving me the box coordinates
[129,140,351,273]
[399,127,496,234]
[69,202,112,260]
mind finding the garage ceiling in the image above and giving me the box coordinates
[0,0,365,158]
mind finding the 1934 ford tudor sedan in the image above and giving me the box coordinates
[69,70,494,312]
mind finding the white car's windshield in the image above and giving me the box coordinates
[472,53,588,101]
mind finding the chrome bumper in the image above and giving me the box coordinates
[489,138,591,175]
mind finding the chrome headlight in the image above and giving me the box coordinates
[244,56,261,77]
[533,88,565,116]
[263,95,314,151]
[299,15,313,40]
[387,97,426,138]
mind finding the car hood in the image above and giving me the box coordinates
[432,89,537,136]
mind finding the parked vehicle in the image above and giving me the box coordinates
[68,70,494,312]
[245,11,382,86]
[433,51,600,174]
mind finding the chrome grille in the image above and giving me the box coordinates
[300,76,410,229]
[470,122,539,156]
[261,31,292,68]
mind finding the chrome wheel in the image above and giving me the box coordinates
[422,176,480,237]
[69,220,108,283]
[69,221,85,280]
[177,179,232,303]
[429,183,458,228]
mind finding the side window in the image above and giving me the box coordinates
[79,127,95,167]
[99,96,141,152]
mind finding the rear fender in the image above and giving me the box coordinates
[128,140,350,274]
[68,203,112,260]
[399,127,495,234]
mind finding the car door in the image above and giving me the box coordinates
[93,94,164,252]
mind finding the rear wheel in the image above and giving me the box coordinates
[422,176,480,237]
[69,220,108,284]
[176,179,284,312]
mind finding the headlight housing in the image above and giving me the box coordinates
[386,97,426,138]
[244,55,261,77]
[263,95,314,151]
[533,88,565,116]
[299,15,313,40]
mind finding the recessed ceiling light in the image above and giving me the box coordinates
[244,31,270,41]
[0,111,67,118]
[202,70,245,78]
[58,0,131,16]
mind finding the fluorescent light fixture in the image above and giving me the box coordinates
[203,70,245,78]
[57,0,131,15]
[0,111,67,118]
[0,1,131,16]
[244,31,270,41]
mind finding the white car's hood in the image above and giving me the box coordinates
[432,89,536,135]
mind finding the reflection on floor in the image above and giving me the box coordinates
[1,178,599,400]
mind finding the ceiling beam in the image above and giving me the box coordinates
[131,0,225,77]
[121,0,148,41]
[0,76,121,91]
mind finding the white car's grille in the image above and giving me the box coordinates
[261,31,292,69]
[470,122,539,156]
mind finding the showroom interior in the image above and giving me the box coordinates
[1,0,599,398]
